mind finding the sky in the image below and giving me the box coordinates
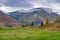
[0,0,60,14]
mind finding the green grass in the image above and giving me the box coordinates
[0,27,60,40]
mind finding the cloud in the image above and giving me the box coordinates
[0,0,7,4]
[0,0,60,9]
[4,0,34,8]
[0,5,19,13]
[32,0,60,13]
[0,0,60,14]
[47,0,60,3]
[50,3,60,12]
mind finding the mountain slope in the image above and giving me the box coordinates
[0,11,21,26]
[8,8,58,25]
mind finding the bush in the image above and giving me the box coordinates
[31,22,34,26]
[45,16,49,25]
[54,20,60,23]
[41,21,43,26]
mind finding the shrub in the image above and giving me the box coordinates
[31,22,34,26]
[54,20,60,23]
[41,21,43,26]
[12,26,17,29]
[22,25,26,27]
[45,16,49,25]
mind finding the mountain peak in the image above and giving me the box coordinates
[8,7,58,24]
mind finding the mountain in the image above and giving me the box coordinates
[0,10,22,26]
[8,8,59,25]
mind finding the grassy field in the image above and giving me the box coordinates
[0,27,60,40]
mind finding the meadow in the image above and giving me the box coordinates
[0,26,60,40]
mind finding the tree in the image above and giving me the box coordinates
[45,16,49,25]
[41,21,43,26]
[31,22,34,26]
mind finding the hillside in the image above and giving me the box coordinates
[8,8,58,25]
[0,11,21,26]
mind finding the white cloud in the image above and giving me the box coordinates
[0,0,60,15]
[0,5,19,13]
[34,3,41,8]
[50,3,60,12]
[33,0,60,14]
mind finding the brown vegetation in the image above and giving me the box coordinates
[43,23,60,31]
